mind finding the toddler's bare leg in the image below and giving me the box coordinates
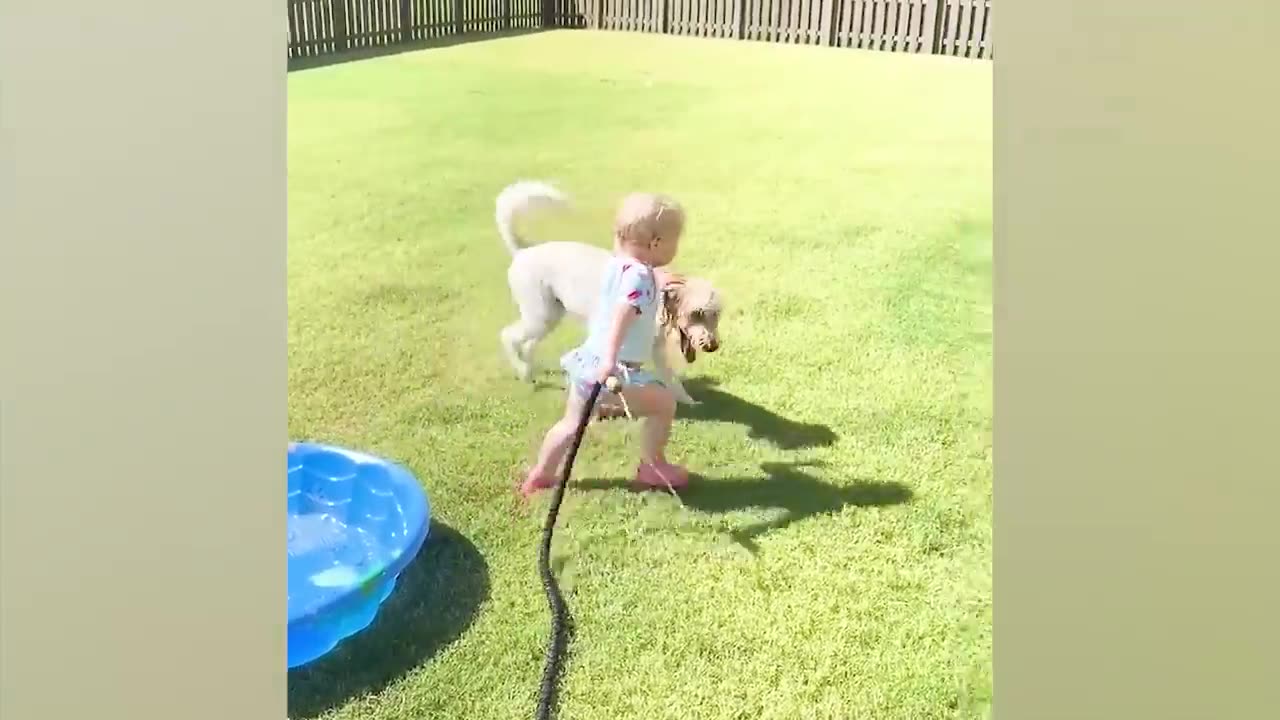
[530,391,588,480]
[618,384,677,465]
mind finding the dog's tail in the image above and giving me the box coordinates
[495,180,570,256]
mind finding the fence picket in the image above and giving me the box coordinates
[834,0,851,47]
[943,0,960,54]
[973,0,989,58]
[983,0,992,57]
[894,0,906,52]
[903,0,917,52]
[855,0,868,49]
[912,0,925,51]
[908,0,923,52]
[299,1,311,56]
[875,0,889,51]
[890,0,904,52]
[957,0,974,57]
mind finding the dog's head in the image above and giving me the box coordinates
[659,273,724,364]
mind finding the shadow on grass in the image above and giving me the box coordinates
[287,522,490,718]
[579,461,912,553]
[288,29,548,73]
[680,377,838,450]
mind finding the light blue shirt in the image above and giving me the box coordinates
[585,256,659,365]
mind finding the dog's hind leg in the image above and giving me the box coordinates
[518,336,542,367]
[500,322,535,382]
[501,294,564,382]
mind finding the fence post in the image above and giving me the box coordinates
[330,0,349,53]
[399,0,411,42]
[594,0,602,29]
[928,0,946,54]
[820,0,837,45]
[453,0,464,34]
[736,0,746,38]
[504,0,512,30]
[660,0,670,34]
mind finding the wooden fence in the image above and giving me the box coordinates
[288,0,991,62]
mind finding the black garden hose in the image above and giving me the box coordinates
[535,380,606,720]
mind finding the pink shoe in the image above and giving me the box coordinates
[634,462,690,491]
[519,469,558,498]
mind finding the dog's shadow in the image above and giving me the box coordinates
[578,461,912,554]
[286,522,490,719]
[680,377,838,450]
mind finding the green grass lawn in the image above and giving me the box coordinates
[288,30,991,720]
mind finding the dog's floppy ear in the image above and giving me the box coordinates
[680,333,697,364]
[658,273,696,363]
[658,272,685,323]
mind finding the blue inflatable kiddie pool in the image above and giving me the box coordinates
[287,442,431,668]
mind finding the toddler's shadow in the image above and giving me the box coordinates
[534,374,838,450]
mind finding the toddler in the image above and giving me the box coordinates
[521,191,690,496]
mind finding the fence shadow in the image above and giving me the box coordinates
[288,28,549,72]
[286,522,490,718]
[578,461,913,554]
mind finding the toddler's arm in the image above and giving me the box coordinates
[595,265,653,381]
[596,303,637,381]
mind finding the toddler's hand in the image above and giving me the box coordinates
[594,363,611,382]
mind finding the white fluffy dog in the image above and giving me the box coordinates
[495,180,724,405]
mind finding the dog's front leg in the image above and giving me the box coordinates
[653,339,698,405]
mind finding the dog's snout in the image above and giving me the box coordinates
[703,340,720,353]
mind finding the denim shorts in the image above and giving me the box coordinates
[560,347,663,398]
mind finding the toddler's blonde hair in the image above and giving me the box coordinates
[614,192,685,248]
